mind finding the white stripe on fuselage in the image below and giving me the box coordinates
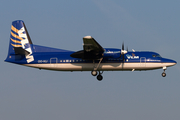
[23,62,176,71]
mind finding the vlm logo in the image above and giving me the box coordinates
[18,27,34,63]
[126,53,139,59]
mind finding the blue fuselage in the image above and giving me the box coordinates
[5,45,176,71]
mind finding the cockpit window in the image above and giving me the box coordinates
[152,54,161,58]
[156,55,161,57]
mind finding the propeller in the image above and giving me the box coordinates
[122,42,124,61]
[121,42,127,62]
[122,42,124,51]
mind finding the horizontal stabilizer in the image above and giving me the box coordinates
[14,47,30,55]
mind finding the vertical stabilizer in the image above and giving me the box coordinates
[5,20,34,63]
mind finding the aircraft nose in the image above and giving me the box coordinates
[169,59,176,64]
[170,59,177,66]
[161,58,177,66]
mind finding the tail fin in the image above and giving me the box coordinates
[5,20,34,63]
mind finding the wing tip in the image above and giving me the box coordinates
[83,36,92,39]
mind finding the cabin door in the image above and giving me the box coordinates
[140,57,146,67]
[50,58,58,67]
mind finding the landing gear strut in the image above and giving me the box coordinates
[162,67,167,77]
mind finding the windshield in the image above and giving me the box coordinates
[152,54,161,58]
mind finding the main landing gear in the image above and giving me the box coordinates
[162,66,167,77]
[91,58,104,81]
[91,70,103,81]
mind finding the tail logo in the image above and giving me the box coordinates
[11,25,34,63]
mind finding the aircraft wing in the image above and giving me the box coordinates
[70,36,104,60]
[83,36,104,53]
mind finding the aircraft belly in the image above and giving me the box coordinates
[23,62,165,71]
[100,63,163,70]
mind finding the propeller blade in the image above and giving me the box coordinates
[122,42,124,50]
[122,42,124,61]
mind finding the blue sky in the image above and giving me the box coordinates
[0,0,180,120]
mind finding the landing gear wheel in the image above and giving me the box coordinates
[97,74,103,81]
[162,67,167,77]
[162,72,166,77]
[91,71,98,76]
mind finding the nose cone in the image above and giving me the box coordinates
[169,59,177,66]
[161,58,177,67]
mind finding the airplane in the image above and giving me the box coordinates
[5,20,177,81]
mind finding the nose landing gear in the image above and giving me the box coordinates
[162,72,166,77]
[162,67,167,77]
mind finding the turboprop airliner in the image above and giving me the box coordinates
[5,20,177,81]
